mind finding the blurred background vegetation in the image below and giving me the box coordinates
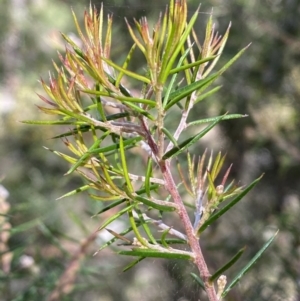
[0,0,299,300]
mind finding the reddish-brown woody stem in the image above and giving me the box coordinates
[159,159,219,301]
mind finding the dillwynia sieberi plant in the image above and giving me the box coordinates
[24,1,277,300]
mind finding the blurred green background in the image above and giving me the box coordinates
[0,0,299,300]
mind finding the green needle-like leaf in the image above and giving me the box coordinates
[163,46,193,107]
[82,89,156,106]
[163,114,225,160]
[210,247,246,282]
[66,132,110,175]
[94,84,107,121]
[95,222,142,253]
[161,228,171,248]
[190,273,205,291]
[92,199,125,217]
[134,195,176,212]
[116,44,137,88]
[145,157,153,197]
[219,43,251,75]
[101,56,151,84]
[119,135,134,193]
[92,184,159,217]
[156,238,186,245]
[123,101,156,120]
[198,174,264,234]
[134,206,157,245]
[193,85,223,105]
[98,204,135,231]
[122,257,145,272]
[187,114,248,127]
[56,184,91,200]
[164,72,219,111]
[119,249,193,260]
[170,56,217,75]
[160,5,200,84]
[88,136,142,155]
[162,127,179,147]
[21,120,86,126]
[222,231,278,298]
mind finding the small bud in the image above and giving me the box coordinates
[217,275,227,299]
[216,185,224,196]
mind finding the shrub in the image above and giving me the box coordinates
[24,1,276,300]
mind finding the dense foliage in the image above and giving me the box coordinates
[0,0,299,300]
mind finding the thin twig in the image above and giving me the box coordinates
[46,230,98,301]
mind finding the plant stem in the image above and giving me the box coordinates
[160,159,219,301]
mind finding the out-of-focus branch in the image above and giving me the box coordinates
[46,230,98,301]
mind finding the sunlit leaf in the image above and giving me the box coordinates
[119,249,193,260]
[187,114,248,127]
[198,174,264,234]
[163,114,225,160]
[134,195,176,212]
[164,72,219,110]
[170,56,217,75]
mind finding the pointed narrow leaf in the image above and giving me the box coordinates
[93,184,160,217]
[134,207,157,245]
[92,199,125,217]
[123,257,145,272]
[116,44,136,88]
[188,114,248,127]
[89,194,122,201]
[163,46,193,107]
[170,56,217,75]
[156,238,186,245]
[190,273,205,291]
[222,230,278,298]
[145,158,153,197]
[56,184,91,200]
[219,43,251,75]
[161,228,171,248]
[22,120,85,125]
[82,89,156,106]
[198,174,264,234]
[65,136,104,175]
[162,128,179,147]
[210,247,246,282]
[98,204,135,230]
[135,195,176,212]
[119,249,192,260]
[163,115,225,160]
[94,222,143,253]
[101,56,151,84]
[123,101,155,120]
[164,72,219,110]
[211,152,222,181]
[105,228,131,244]
[194,85,223,105]
[94,83,107,121]
[160,6,200,84]
[119,135,134,193]
[88,136,142,155]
